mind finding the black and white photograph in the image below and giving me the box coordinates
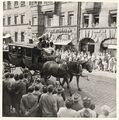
[2,1,117,118]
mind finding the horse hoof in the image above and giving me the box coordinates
[78,88,81,91]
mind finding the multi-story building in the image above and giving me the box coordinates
[3,1,117,56]
[80,2,117,56]
[42,2,80,49]
[42,2,117,56]
[3,1,44,43]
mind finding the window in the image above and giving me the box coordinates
[83,14,89,28]
[32,17,37,25]
[14,15,18,24]
[3,18,5,26]
[14,1,19,8]
[21,32,24,41]
[7,1,11,9]
[93,14,99,27]
[3,2,6,10]
[47,16,52,27]
[59,13,65,26]
[29,1,38,6]
[8,16,11,25]
[68,12,74,25]
[21,1,25,7]
[15,32,18,42]
[21,14,25,24]
[109,12,117,27]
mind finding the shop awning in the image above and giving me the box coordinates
[102,39,117,47]
[54,40,72,45]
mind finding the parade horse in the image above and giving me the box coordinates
[41,59,93,90]
[41,61,70,88]
[68,59,93,91]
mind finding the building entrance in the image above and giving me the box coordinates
[79,38,95,54]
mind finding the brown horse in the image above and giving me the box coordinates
[41,59,93,91]
[41,61,70,88]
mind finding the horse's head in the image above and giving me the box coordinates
[82,59,93,73]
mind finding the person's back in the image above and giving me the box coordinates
[57,97,77,117]
[39,85,57,117]
[72,101,83,111]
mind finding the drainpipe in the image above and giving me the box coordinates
[77,2,81,52]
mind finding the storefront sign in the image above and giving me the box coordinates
[45,27,77,45]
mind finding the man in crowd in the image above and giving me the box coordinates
[39,85,57,117]
[57,97,77,117]
[20,86,38,117]
[71,93,83,111]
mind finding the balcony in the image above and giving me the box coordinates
[85,2,101,13]
[42,2,55,13]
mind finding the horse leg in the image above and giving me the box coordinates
[69,75,73,83]
[76,75,81,91]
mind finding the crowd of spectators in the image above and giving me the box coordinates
[55,49,117,73]
[3,72,116,117]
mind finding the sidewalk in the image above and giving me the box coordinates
[84,70,116,79]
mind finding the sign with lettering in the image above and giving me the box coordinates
[45,27,77,45]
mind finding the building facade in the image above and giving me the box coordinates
[3,1,117,56]
[79,2,117,56]
[42,2,80,50]
[3,1,44,43]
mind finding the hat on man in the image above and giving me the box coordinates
[57,86,64,93]
[72,93,82,102]
[83,97,91,108]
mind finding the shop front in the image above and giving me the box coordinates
[45,26,77,51]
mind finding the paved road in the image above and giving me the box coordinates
[60,70,116,114]
[13,68,116,115]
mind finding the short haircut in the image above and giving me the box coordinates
[24,73,28,78]
[43,86,47,93]
[47,85,54,93]
[19,73,23,79]
[34,85,40,91]
[28,86,34,93]
[65,97,73,109]
[4,73,9,78]
[14,74,19,81]
[10,73,14,78]
[90,104,95,110]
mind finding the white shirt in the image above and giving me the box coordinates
[77,108,96,118]
[57,107,77,117]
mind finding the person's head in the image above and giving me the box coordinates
[24,73,28,79]
[4,72,10,79]
[9,73,14,78]
[57,87,64,94]
[49,42,53,47]
[38,37,42,42]
[34,85,40,91]
[19,73,23,80]
[14,74,19,81]
[47,85,54,93]
[83,97,91,108]
[72,93,82,103]
[100,105,111,117]
[65,97,74,109]
[36,78,41,83]
[90,104,95,110]
[28,86,34,93]
[43,85,47,93]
